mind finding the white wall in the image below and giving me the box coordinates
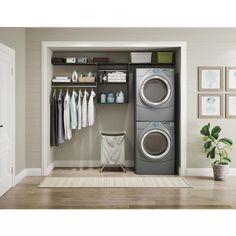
[25,28,236,169]
[0,28,26,174]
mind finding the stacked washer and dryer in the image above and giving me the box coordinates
[134,68,176,175]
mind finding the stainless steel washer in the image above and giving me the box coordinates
[135,121,175,175]
[135,68,175,121]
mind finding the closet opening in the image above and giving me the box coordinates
[41,42,187,177]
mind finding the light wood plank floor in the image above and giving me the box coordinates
[0,168,236,209]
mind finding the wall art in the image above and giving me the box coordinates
[198,67,224,91]
[226,94,236,118]
[198,94,223,118]
[226,67,236,92]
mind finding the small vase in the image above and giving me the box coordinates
[72,70,78,83]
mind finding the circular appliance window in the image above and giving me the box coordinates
[140,76,171,106]
[140,129,171,159]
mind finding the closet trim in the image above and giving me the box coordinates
[41,41,187,176]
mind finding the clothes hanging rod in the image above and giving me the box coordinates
[51,85,97,88]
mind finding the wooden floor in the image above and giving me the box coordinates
[0,168,236,209]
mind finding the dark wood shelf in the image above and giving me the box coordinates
[129,62,175,67]
[52,62,97,66]
[52,62,129,66]
[97,102,128,105]
[98,62,129,66]
[99,82,128,85]
[51,82,97,88]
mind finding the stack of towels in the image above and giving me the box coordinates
[107,71,126,83]
[52,76,71,83]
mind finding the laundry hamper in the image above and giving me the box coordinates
[100,131,126,172]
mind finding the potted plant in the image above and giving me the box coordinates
[200,123,233,181]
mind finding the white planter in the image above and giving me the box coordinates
[212,163,230,181]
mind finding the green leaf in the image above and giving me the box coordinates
[200,123,210,136]
[221,149,228,158]
[204,141,212,149]
[220,162,230,165]
[224,146,232,151]
[222,157,231,163]
[219,138,233,146]
[211,126,221,140]
[202,136,208,142]
[207,147,216,159]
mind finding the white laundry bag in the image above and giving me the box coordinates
[100,134,125,166]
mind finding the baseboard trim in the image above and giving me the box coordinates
[187,168,236,176]
[46,162,55,175]
[53,160,134,168]
[25,168,42,176]
[14,169,26,185]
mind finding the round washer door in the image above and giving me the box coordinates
[140,129,171,159]
[139,76,171,107]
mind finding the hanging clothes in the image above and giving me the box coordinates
[77,89,83,130]
[70,90,78,129]
[82,89,89,128]
[64,90,72,140]
[88,89,96,126]
[50,89,58,146]
[57,89,65,144]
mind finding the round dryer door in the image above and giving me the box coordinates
[140,76,171,107]
[140,129,171,159]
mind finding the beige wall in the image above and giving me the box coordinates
[25,28,236,168]
[0,28,26,174]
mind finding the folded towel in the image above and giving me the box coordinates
[52,79,71,83]
[55,76,69,80]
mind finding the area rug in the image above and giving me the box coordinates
[38,176,191,188]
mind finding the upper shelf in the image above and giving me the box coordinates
[51,62,174,67]
[51,62,129,66]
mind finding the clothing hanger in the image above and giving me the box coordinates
[53,88,56,98]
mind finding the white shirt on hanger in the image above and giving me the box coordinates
[82,89,89,128]
[70,90,78,129]
[88,89,96,126]
[64,91,72,140]
[77,89,83,130]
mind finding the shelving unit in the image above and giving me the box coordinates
[96,62,129,104]
[51,51,176,105]
[51,58,130,104]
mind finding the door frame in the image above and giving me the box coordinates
[41,41,187,176]
[0,42,15,187]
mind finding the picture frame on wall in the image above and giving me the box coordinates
[225,94,236,118]
[226,67,236,92]
[198,67,224,91]
[198,94,223,118]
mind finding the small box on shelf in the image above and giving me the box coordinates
[78,77,96,83]
[131,52,152,63]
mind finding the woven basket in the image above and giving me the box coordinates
[78,77,96,83]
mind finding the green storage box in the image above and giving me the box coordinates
[157,52,174,64]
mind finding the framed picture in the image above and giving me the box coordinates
[198,94,223,118]
[198,67,224,91]
[226,67,236,92]
[226,94,236,118]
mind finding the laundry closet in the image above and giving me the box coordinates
[42,43,184,176]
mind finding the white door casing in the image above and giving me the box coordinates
[0,43,15,197]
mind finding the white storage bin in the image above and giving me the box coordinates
[131,52,152,63]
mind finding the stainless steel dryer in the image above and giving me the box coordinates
[135,121,175,175]
[135,68,175,121]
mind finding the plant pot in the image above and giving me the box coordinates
[212,163,230,181]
